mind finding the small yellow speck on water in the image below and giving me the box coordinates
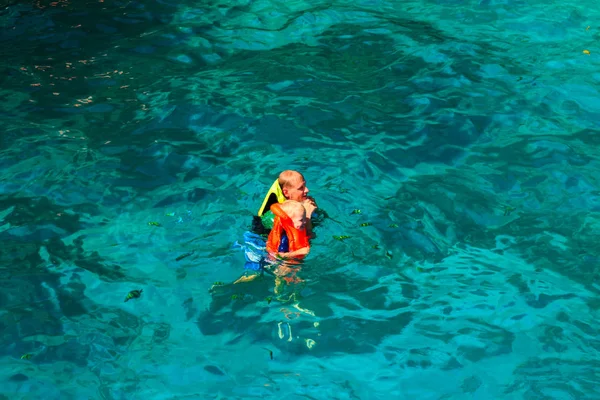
[583,50,591,55]
[586,26,590,31]
[313,322,320,328]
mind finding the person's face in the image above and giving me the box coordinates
[290,209,307,230]
[283,177,309,202]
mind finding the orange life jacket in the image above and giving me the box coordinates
[266,203,309,256]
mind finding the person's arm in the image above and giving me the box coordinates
[306,217,314,239]
[275,246,309,259]
[302,198,318,238]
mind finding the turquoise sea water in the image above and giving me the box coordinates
[2,0,600,398]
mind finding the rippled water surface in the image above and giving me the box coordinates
[2,0,600,399]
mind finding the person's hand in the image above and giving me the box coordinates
[305,195,318,207]
[302,197,317,218]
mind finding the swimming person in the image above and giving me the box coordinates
[253,170,318,238]
[266,200,310,259]
[266,200,311,293]
[235,200,311,284]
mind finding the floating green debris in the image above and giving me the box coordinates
[340,188,350,194]
[175,251,194,262]
[360,222,372,227]
[386,250,393,259]
[502,205,516,216]
[351,209,361,215]
[165,212,175,217]
[124,289,143,302]
[231,294,244,301]
[372,244,380,250]
[333,235,351,241]
[389,223,398,228]
[148,221,161,227]
[20,353,32,360]
[265,296,273,304]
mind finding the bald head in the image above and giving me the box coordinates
[278,170,303,188]
[278,170,309,202]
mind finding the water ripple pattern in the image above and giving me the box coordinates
[1,0,600,399]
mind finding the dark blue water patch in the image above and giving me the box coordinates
[152,187,209,208]
[95,23,118,34]
[182,297,197,321]
[2,67,22,81]
[178,9,205,21]
[197,311,262,336]
[98,145,130,156]
[87,79,118,87]
[74,256,126,283]
[480,173,519,192]
[101,187,134,207]
[183,167,201,183]
[565,176,579,190]
[40,338,91,367]
[131,104,249,140]
[155,0,179,6]
[582,254,599,265]
[52,107,84,114]
[0,225,70,243]
[522,175,548,188]
[113,17,145,24]
[133,154,186,179]
[186,104,250,132]
[111,176,176,189]
[291,105,347,133]
[85,103,115,113]
[250,115,309,146]
[31,33,59,41]
[60,39,80,49]
[9,373,29,382]
[131,115,176,136]
[1,196,83,233]
[127,12,155,21]
[133,45,156,54]
[204,365,225,376]
[299,313,413,356]
[68,11,89,17]
[526,293,579,309]
[56,291,88,318]
[155,35,184,47]
[423,145,467,166]
[2,281,65,350]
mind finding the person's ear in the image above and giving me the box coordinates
[282,187,289,197]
